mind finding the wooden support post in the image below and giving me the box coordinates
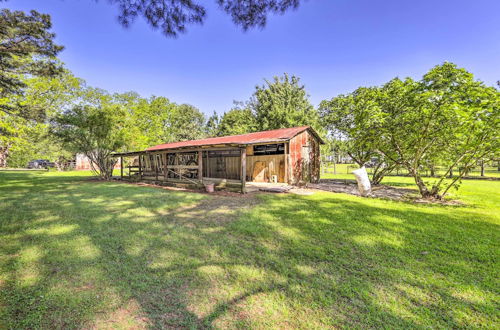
[163,153,167,181]
[138,155,142,180]
[206,151,209,177]
[120,156,123,180]
[284,143,289,184]
[198,151,203,181]
[241,147,247,193]
[155,154,158,181]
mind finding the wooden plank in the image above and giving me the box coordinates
[138,155,142,180]
[155,155,158,180]
[241,147,247,193]
[198,151,203,181]
[163,153,167,181]
[166,165,199,169]
[284,143,289,183]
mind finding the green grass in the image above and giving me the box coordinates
[1,171,499,328]
[321,163,500,179]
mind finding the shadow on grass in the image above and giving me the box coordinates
[0,172,498,328]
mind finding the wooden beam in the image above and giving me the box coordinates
[198,151,203,181]
[241,147,247,193]
[138,155,142,180]
[163,153,167,181]
[284,143,289,183]
[166,165,199,169]
[153,155,158,181]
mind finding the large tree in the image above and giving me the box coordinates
[0,8,63,120]
[253,73,320,131]
[0,70,82,167]
[319,87,396,184]
[51,105,128,180]
[171,103,206,140]
[217,103,258,136]
[377,63,499,199]
[205,110,221,137]
[51,89,129,179]
[128,96,206,148]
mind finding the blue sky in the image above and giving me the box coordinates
[4,0,500,115]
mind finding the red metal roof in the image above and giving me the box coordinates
[146,126,321,151]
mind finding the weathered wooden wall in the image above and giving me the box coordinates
[246,154,285,182]
[203,154,241,180]
[288,130,321,184]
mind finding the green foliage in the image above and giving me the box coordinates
[205,111,221,137]
[104,0,301,37]
[377,63,500,198]
[0,71,82,167]
[217,104,258,136]
[254,73,319,131]
[319,87,394,184]
[172,103,206,140]
[320,63,500,198]
[0,9,63,120]
[127,96,206,149]
[51,90,129,179]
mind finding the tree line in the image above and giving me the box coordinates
[1,8,498,199]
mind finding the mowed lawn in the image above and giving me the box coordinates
[0,171,499,328]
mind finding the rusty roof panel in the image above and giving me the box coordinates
[146,126,320,151]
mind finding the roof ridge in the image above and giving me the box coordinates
[145,126,317,151]
[149,126,310,147]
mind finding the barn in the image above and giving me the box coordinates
[113,126,324,192]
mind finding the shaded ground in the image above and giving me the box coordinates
[309,179,418,200]
[0,171,499,328]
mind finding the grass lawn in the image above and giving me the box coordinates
[321,163,500,179]
[0,171,499,328]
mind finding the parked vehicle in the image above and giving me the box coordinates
[27,159,55,169]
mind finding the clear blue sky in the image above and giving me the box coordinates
[4,0,500,115]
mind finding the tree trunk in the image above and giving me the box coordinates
[448,168,453,178]
[0,145,10,168]
[408,167,435,198]
[480,160,485,177]
[430,165,435,177]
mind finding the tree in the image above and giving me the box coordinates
[51,92,129,180]
[0,9,63,120]
[377,63,500,199]
[0,70,82,167]
[253,73,320,131]
[217,103,258,136]
[205,111,221,137]
[319,87,396,184]
[128,96,206,148]
[170,104,206,140]
[105,0,301,37]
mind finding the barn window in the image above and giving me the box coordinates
[253,143,285,155]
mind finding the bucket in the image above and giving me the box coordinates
[204,183,215,193]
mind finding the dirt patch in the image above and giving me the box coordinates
[308,179,417,200]
[308,180,463,205]
[108,180,247,198]
[91,299,150,329]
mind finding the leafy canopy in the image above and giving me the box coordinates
[0,9,63,120]
[106,0,301,36]
[254,73,319,131]
[50,89,129,179]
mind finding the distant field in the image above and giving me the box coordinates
[0,171,499,328]
[321,163,500,180]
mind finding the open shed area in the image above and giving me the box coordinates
[113,126,324,192]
